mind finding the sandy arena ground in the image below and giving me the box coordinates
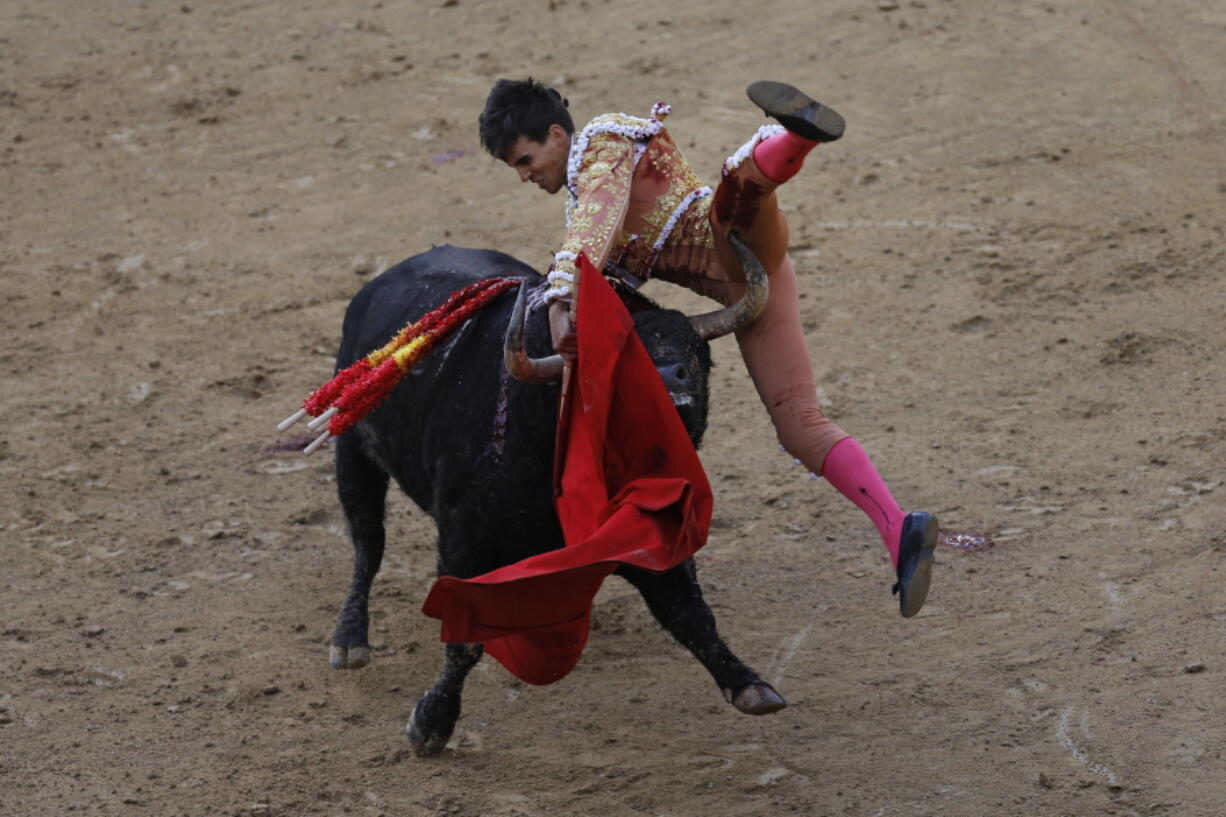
[2,1,1224,815]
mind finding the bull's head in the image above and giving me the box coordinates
[503,233,769,445]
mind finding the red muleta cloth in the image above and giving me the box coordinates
[421,254,713,685]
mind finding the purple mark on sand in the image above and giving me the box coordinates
[427,149,466,167]
[938,530,994,552]
[265,436,318,454]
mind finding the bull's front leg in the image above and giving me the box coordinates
[330,435,390,670]
[618,559,787,715]
[407,641,484,756]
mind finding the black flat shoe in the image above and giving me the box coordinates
[746,80,845,143]
[892,511,938,618]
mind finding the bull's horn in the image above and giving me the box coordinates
[504,280,565,384]
[687,231,770,340]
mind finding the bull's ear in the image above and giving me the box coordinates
[504,281,565,383]
[687,231,769,340]
[615,285,661,314]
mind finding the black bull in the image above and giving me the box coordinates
[326,243,784,755]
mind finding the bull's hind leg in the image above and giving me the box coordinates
[329,434,390,670]
[407,642,484,756]
[619,560,787,715]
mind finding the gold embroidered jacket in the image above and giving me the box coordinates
[549,110,713,301]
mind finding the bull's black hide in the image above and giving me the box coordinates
[327,245,784,755]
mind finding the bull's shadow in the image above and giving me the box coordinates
[326,238,784,755]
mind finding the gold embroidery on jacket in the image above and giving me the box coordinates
[551,112,712,297]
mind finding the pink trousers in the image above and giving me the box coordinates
[652,157,849,475]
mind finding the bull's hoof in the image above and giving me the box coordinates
[329,644,370,670]
[406,699,452,757]
[728,681,788,715]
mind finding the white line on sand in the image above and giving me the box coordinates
[1056,705,1119,786]
[771,625,812,689]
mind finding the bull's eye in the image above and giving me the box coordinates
[674,366,688,382]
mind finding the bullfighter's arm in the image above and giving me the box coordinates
[546,132,634,303]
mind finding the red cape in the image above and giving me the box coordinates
[421,255,713,685]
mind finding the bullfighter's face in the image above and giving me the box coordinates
[503,123,570,195]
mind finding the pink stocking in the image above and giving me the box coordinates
[820,437,906,565]
[752,131,819,184]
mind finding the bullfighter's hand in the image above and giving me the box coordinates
[548,299,578,365]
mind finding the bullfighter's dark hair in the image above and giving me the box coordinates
[478,77,574,160]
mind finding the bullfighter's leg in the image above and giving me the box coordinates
[618,560,786,715]
[736,255,939,617]
[329,433,390,670]
[708,82,842,280]
[407,641,485,756]
[708,85,940,616]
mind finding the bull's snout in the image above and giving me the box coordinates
[658,362,697,407]
[657,362,690,392]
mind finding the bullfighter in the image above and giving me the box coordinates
[478,78,939,617]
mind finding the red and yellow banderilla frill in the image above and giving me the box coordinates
[277,277,521,453]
